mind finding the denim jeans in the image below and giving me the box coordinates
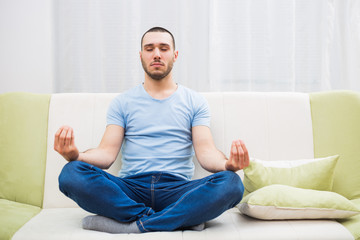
[59,161,244,232]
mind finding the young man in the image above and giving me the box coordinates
[55,27,250,233]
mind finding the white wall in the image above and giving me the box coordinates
[0,0,54,94]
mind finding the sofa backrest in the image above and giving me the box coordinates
[0,92,50,208]
[43,92,315,208]
[43,94,118,208]
[2,91,358,209]
[311,91,360,200]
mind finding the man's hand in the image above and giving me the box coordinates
[54,125,79,162]
[225,140,250,172]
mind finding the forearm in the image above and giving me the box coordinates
[196,149,227,173]
[55,125,123,169]
[196,140,250,173]
[192,126,249,173]
[77,148,116,169]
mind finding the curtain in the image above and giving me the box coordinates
[54,0,360,93]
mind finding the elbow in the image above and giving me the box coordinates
[100,150,118,170]
[102,158,115,170]
[195,151,226,173]
[195,154,210,171]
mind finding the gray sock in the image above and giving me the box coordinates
[82,215,141,234]
[190,222,205,231]
[180,222,206,231]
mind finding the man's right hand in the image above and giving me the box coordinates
[54,126,79,162]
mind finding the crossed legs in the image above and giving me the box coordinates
[59,161,244,233]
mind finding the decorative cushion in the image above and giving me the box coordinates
[243,155,339,195]
[237,185,360,220]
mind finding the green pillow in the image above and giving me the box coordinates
[243,155,339,195]
[237,184,360,220]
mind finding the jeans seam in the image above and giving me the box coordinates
[153,180,197,191]
[132,186,151,190]
[138,219,147,232]
[151,177,155,210]
[154,172,162,183]
[139,207,153,219]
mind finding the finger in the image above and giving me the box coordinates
[230,141,237,162]
[55,127,62,138]
[54,127,64,149]
[71,129,75,146]
[65,128,73,146]
[235,140,244,169]
[59,127,69,146]
[240,140,250,167]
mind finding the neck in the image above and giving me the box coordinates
[143,75,178,100]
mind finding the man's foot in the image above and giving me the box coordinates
[190,222,206,231]
[82,215,141,234]
[180,222,206,231]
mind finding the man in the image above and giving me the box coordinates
[55,27,249,233]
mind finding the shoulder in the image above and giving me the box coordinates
[178,85,210,126]
[108,85,143,115]
[107,85,143,125]
[178,85,208,105]
[111,85,142,104]
[179,84,200,96]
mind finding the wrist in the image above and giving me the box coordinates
[225,159,240,172]
[224,159,232,171]
[75,152,83,161]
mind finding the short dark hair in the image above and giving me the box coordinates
[141,27,175,50]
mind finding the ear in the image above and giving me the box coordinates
[173,50,179,62]
[139,51,142,60]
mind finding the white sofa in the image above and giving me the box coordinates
[3,91,359,240]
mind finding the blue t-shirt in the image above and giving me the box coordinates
[107,84,210,180]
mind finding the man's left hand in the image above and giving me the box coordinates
[225,140,250,172]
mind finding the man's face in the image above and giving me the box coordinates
[140,32,178,81]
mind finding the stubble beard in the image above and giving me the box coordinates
[141,59,174,81]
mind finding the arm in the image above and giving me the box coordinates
[192,125,250,173]
[54,124,124,169]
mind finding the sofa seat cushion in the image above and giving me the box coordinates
[12,208,354,240]
[0,199,41,240]
[338,198,360,240]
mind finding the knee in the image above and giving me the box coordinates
[59,161,83,182]
[217,171,245,203]
[58,161,89,194]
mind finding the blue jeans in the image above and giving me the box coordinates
[59,161,244,232]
